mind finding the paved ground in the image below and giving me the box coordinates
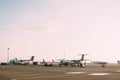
[0,63,120,80]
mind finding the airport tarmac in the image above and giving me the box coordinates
[0,64,120,80]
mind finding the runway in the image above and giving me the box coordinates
[0,64,120,80]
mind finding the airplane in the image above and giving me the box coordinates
[117,60,120,64]
[40,59,53,66]
[92,61,107,67]
[71,54,89,67]
[59,54,89,67]
[40,59,59,66]
[9,56,35,65]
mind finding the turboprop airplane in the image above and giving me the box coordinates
[71,54,89,67]
[40,59,53,66]
[9,56,35,65]
[59,54,89,67]
[40,59,59,66]
[117,60,120,64]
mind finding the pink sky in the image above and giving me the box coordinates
[0,0,120,63]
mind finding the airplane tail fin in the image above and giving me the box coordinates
[52,59,54,63]
[15,58,17,60]
[79,54,89,61]
[43,59,45,63]
[30,56,34,61]
[81,54,85,61]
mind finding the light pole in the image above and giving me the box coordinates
[7,48,10,63]
[64,53,65,60]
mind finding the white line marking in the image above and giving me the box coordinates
[88,73,111,76]
[17,72,113,79]
[66,72,87,75]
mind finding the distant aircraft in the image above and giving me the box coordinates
[40,59,53,66]
[9,56,35,65]
[40,59,59,66]
[59,54,89,67]
[71,54,89,67]
[92,61,107,67]
[117,60,120,64]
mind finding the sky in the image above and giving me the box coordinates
[0,0,120,63]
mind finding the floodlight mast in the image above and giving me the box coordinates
[7,48,10,63]
[64,53,66,60]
